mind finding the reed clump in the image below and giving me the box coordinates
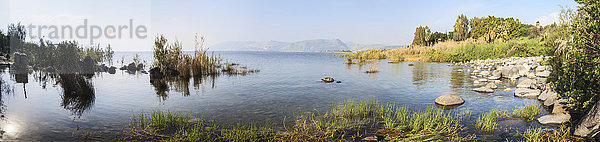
[520,125,582,142]
[512,103,541,122]
[476,108,507,133]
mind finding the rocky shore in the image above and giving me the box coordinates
[447,56,570,125]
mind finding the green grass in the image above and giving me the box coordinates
[123,100,475,141]
[427,38,551,62]
[476,108,506,133]
[512,103,541,122]
[519,125,582,142]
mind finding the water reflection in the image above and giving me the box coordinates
[57,74,95,116]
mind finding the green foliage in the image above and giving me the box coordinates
[453,14,470,41]
[512,103,541,122]
[412,26,431,46]
[476,108,506,132]
[470,16,532,43]
[551,0,600,116]
[429,32,449,46]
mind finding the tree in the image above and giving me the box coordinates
[553,0,600,116]
[453,14,469,41]
[428,32,448,46]
[411,26,431,46]
[7,23,26,56]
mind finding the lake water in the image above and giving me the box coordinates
[0,51,550,141]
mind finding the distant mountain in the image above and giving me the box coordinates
[209,39,402,52]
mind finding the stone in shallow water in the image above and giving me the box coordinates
[536,70,551,77]
[538,113,570,125]
[517,79,536,88]
[486,82,498,89]
[514,88,541,98]
[435,94,465,106]
[473,86,494,93]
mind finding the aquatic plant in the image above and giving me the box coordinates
[476,108,506,133]
[124,100,474,141]
[520,125,582,142]
[512,103,541,122]
[191,34,221,76]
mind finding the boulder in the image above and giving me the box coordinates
[535,66,546,72]
[514,88,541,98]
[538,90,558,106]
[127,63,137,72]
[119,65,127,70]
[149,67,163,79]
[527,72,536,79]
[108,66,117,74]
[536,70,551,78]
[504,88,513,92]
[516,65,528,76]
[538,113,571,125]
[517,79,536,88]
[480,71,490,76]
[435,95,465,106]
[552,99,568,114]
[322,77,335,83]
[486,83,498,89]
[501,66,519,79]
[574,101,600,137]
[473,86,494,93]
[478,78,488,82]
[81,55,95,74]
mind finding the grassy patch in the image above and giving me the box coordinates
[123,100,475,141]
[512,103,541,122]
[476,108,507,133]
[519,125,583,142]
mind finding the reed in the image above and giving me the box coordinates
[191,34,221,76]
[512,103,541,122]
[476,108,506,133]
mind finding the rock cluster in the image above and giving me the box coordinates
[453,56,570,125]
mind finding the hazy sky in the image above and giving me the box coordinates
[0,0,579,51]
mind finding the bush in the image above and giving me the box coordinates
[551,0,600,117]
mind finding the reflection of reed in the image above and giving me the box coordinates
[149,72,250,101]
[58,74,95,116]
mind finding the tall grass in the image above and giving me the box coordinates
[512,103,541,122]
[339,38,550,63]
[191,34,221,76]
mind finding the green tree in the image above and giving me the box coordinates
[411,26,431,46]
[453,14,469,41]
[553,0,600,116]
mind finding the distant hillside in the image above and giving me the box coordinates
[210,39,401,52]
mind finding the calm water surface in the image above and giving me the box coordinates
[0,51,549,141]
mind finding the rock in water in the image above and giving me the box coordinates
[538,90,558,106]
[108,66,117,74]
[536,70,551,78]
[473,86,494,93]
[322,77,334,83]
[127,63,137,72]
[575,101,600,137]
[514,88,541,98]
[486,83,498,89]
[82,55,94,74]
[435,95,465,106]
[149,67,164,79]
[517,79,536,88]
[538,113,571,125]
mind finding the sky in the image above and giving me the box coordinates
[0,0,580,51]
